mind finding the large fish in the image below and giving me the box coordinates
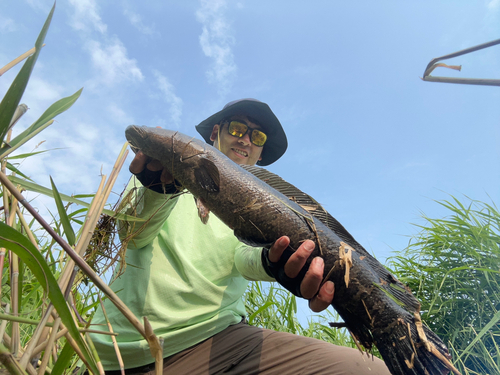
[125,126,459,375]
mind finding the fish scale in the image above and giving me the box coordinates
[125,125,459,375]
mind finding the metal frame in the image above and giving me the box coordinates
[422,38,500,86]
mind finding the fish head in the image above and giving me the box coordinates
[125,125,177,152]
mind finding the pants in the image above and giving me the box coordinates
[105,322,391,375]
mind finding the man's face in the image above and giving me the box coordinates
[210,115,264,166]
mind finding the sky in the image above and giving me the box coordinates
[1,1,499,322]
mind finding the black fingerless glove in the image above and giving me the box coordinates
[134,168,180,194]
[261,247,311,298]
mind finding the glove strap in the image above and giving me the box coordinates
[261,247,311,298]
[134,168,180,194]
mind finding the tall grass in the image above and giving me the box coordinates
[244,281,356,348]
[0,4,158,374]
[388,196,500,375]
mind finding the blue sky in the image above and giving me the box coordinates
[1,1,499,320]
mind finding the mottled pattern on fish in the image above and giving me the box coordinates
[125,126,459,375]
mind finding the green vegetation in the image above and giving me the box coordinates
[245,281,354,347]
[388,196,500,375]
[0,4,129,374]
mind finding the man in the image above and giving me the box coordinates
[91,99,390,374]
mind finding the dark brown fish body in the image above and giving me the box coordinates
[125,126,457,375]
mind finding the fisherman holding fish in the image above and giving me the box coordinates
[91,99,390,374]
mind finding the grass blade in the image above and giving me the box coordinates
[0,222,98,375]
[50,176,76,246]
[460,309,500,357]
[0,3,55,145]
[7,149,56,159]
[0,88,83,159]
[8,175,144,222]
[6,162,34,181]
[51,341,76,375]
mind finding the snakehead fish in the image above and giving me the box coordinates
[125,125,459,375]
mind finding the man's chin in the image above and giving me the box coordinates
[228,152,248,164]
[232,157,252,166]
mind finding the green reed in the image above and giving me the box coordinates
[388,196,500,374]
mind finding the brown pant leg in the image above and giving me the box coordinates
[155,322,390,375]
[151,322,263,374]
[252,329,390,375]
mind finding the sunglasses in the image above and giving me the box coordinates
[225,121,268,147]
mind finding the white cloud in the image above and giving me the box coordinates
[16,76,65,129]
[68,0,107,34]
[196,0,237,96]
[26,77,65,103]
[153,70,183,128]
[487,0,500,10]
[24,0,52,13]
[484,0,500,35]
[0,16,16,33]
[86,38,144,86]
[123,8,157,36]
[23,121,125,194]
[66,1,143,87]
[107,103,135,126]
[8,108,128,198]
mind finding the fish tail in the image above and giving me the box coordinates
[373,319,459,375]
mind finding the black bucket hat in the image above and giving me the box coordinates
[195,98,288,166]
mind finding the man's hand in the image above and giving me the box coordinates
[130,150,174,184]
[268,236,334,313]
[129,150,179,193]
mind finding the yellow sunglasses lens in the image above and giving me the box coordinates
[251,129,267,146]
[228,121,267,147]
[228,122,247,137]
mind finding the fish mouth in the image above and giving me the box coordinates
[125,125,150,152]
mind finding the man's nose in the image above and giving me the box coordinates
[238,133,251,145]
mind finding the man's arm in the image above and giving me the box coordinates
[118,151,180,248]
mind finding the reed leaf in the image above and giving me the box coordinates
[6,150,54,160]
[0,88,83,159]
[50,176,76,246]
[5,162,33,181]
[8,175,144,222]
[461,309,500,357]
[0,222,98,374]
[388,195,500,374]
[244,281,356,348]
[51,341,76,375]
[0,3,54,145]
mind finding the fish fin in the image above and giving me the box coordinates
[195,196,210,224]
[194,158,220,192]
[241,165,360,246]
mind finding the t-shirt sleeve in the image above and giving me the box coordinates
[234,243,275,282]
[117,176,180,249]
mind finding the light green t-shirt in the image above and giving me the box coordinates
[90,178,272,370]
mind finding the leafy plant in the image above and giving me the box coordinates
[244,281,357,348]
[0,4,150,374]
[388,196,500,375]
